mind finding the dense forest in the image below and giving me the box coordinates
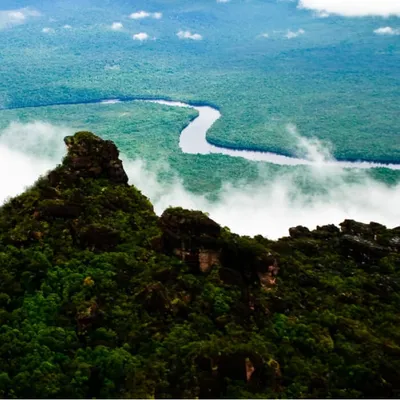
[0,131,399,399]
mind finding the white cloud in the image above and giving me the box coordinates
[259,33,270,38]
[315,10,330,17]
[285,28,305,39]
[217,0,231,3]
[129,11,162,20]
[0,7,41,30]
[1,121,400,240]
[42,27,55,33]
[177,30,203,40]
[297,0,400,17]
[111,22,123,31]
[63,24,72,29]
[124,130,400,240]
[133,32,150,41]
[0,122,69,202]
[374,26,400,35]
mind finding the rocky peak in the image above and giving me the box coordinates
[48,131,128,187]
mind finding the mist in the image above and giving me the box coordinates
[1,121,399,239]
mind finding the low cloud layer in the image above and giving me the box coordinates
[0,122,69,202]
[1,121,399,240]
[0,7,41,30]
[374,26,400,35]
[177,30,203,40]
[298,0,400,17]
[130,11,162,20]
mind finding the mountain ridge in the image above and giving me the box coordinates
[0,131,399,399]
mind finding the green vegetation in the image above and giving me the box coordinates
[0,132,399,398]
[1,101,399,199]
[0,101,265,194]
[1,0,399,164]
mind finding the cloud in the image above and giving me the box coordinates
[259,33,270,38]
[124,128,400,239]
[316,10,330,17]
[42,27,55,33]
[217,0,231,3]
[1,121,399,240]
[374,26,400,35]
[0,122,69,202]
[297,0,400,17]
[0,7,41,30]
[133,32,150,41]
[177,30,203,40]
[129,11,162,20]
[63,24,72,29]
[111,22,123,31]
[285,28,305,38]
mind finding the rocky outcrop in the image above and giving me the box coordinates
[336,220,400,263]
[199,249,220,273]
[340,219,387,239]
[219,238,279,288]
[160,207,280,288]
[276,220,399,264]
[160,207,222,273]
[257,257,280,290]
[49,131,128,187]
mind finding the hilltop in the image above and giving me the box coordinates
[0,132,399,398]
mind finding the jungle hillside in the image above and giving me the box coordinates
[0,132,399,398]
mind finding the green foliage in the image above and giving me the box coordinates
[0,133,399,398]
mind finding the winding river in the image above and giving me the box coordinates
[101,99,400,170]
[5,97,400,170]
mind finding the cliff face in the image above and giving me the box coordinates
[0,132,399,399]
